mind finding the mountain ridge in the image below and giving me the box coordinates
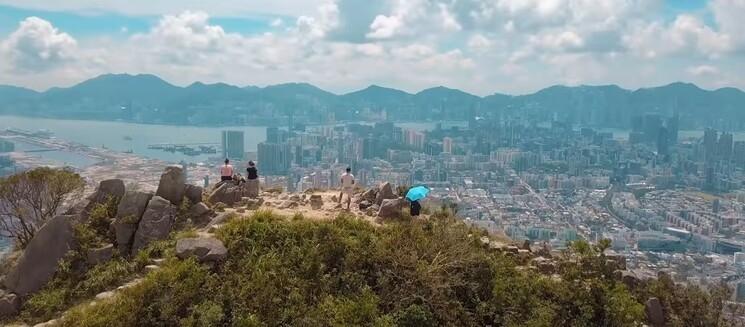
[1,74,744,128]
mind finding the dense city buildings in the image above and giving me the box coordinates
[221,130,245,160]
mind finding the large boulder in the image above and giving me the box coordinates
[378,198,405,218]
[375,182,397,205]
[309,195,323,210]
[190,202,213,227]
[360,189,377,202]
[184,184,204,205]
[86,244,114,266]
[113,191,153,255]
[208,183,247,206]
[176,238,228,263]
[156,165,186,205]
[645,297,665,326]
[131,196,177,253]
[3,215,76,296]
[89,179,126,204]
[0,290,20,318]
[245,179,260,198]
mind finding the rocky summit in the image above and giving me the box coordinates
[0,167,730,326]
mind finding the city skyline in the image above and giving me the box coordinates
[0,0,744,95]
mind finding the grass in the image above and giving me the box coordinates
[56,210,657,327]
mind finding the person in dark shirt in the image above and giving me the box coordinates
[410,200,421,217]
[246,161,258,180]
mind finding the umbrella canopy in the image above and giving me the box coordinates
[406,186,430,202]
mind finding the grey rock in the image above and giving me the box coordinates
[95,291,115,300]
[4,215,76,296]
[87,179,126,209]
[240,197,263,209]
[377,197,404,218]
[309,194,323,210]
[116,191,154,221]
[155,165,186,205]
[358,200,373,210]
[375,182,396,205]
[621,271,639,289]
[278,200,298,209]
[184,184,204,205]
[113,191,153,255]
[86,244,114,266]
[131,196,177,253]
[360,189,376,202]
[33,320,57,327]
[176,237,228,263]
[208,183,246,206]
[190,202,212,219]
[0,291,20,318]
[289,194,301,202]
[207,212,234,228]
[645,297,665,326]
[245,179,260,198]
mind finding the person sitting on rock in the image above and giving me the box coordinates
[246,161,258,180]
[220,158,234,182]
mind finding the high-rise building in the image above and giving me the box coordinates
[704,128,718,162]
[733,141,745,166]
[258,142,292,175]
[657,127,669,157]
[666,114,679,145]
[443,137,453,154]
[643,113,662,143]
[221,130,245,160]
[266,127,289,143]
[718,132,734,160]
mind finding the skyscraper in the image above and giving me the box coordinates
[443,137,453,154]
[704,128,718,162]
[221,130,245,160]
[258,142,292,175]
[718,132,733,160]
[666,114,679,145]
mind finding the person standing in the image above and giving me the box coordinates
[339,167,355,210]
[220,158,234,181]
[410,200,421,217]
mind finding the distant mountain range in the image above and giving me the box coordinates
[1,74,744,129]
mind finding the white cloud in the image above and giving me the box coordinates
[687,65,720,77]
[1,17,78,73]
[1,1,745,94]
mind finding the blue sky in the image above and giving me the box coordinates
[0,0,743,95]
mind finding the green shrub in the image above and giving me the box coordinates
[56,211,732,327]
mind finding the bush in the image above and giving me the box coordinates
[0,167,85,248]
[59,211,660,327]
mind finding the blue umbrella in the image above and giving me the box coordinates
[406,186,430,202]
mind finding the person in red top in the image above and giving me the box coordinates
[220,158,234,181]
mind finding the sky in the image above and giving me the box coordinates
[0,0,743,95]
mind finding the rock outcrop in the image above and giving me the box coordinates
[375,182,397,205]
[645,297,665,326]
[113,191,153,255]
[208,183,249,206]
[0,290,20,317]
[86,179,126,209]
[309,195,323,210]
[155,165,186,205]
[245,179,260,198]
[184,184,204,205]
[378,198,405,218]
[3,215,76,296]
[176,237,228,263]
[86,244,114,266]
[131,196,177,253]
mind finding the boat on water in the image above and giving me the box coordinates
[123,136,133,141]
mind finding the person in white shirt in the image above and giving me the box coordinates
[220,158,234,182]
[339,167,355,210]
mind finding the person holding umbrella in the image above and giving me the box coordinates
[406,186,430,217]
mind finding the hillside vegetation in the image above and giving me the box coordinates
[51,210,737,327]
